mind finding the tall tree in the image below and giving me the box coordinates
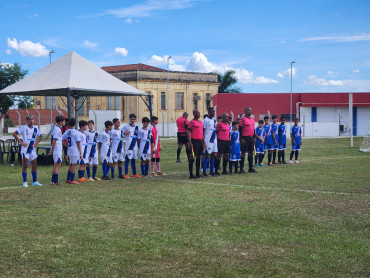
[215,70,243,94]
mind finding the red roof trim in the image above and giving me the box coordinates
[102,63,166,72]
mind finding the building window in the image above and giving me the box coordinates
[107,96,112,110]
[76,97,85,116]
[114,96,120,110]
[175,92,184,110]
[161,92,166,110]
[45,96,56,109]
[311,107,317,122]
[87,96,90,112]
[206,93,212,109]
[281,114,296,121]
[193,93,198,110]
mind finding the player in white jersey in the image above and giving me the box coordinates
[85,120,100,181]
[123,114,141,178]
[62,118,82,184]
[99,120,113,180]
[48,115,66,185]
[202,107,218,176]
[110,118,125,179]
[138,117,152,177]
[13,114,43,187]
[77,120,89,183]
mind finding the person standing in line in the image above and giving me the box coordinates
[202,107,218,177]
[187,110,205,179]
[176,112,190,163]
[48,115,66,185]
[239,107,257,173]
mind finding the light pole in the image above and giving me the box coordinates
[49,50,55,134]
[290,61,295,130]
[167,56,172,137]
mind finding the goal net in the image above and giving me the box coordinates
[359,127,370,152]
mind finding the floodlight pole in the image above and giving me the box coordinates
[290,61,295,130]
[49,50,55,134]
[167,56,172,137]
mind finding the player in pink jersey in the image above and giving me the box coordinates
[176,112,190,163]
[216,113,231,175]
[187,110,205,179]
[151,116,164,176]
[239,107,257,173]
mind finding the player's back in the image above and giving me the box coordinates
[63,129,81,156]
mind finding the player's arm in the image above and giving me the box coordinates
[187,129,192,149]
[13,130,27,148]
[34,134,43,149]
[123,126,130,135]
[290,132,295,145]
[77,141,82,159]
[48,138,57,155]
[272,131,277,145]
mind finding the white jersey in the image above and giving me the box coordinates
[99,130,112,157]
[203,117,217,144]
[86,130,99,158]
[122,123,139,152]
[111,128,124,154]
[51,125,63,156]
[79,131,88,159]
[138,127,152,155]
[62,128,81,157]
[16,125,42,154]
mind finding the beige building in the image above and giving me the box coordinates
[33,63,219,122]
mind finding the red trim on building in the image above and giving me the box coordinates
[102,63,166,72]
[8,109,68,125]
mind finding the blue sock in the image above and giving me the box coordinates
[203,158,208,175]
[22,172,27,183]
[67,171,71,181]
[102,164,106,177]
[145,164,149,175]
[141,164,145,175]
[86,167,91,178]
[71,172,75,182]
[51,173,56,183]
[54,173,59,183]
[31,171,37,182]
[111,167,115,178]
[125,157,129,175]
[92,166,97,178]
[78,170,82,179]
[82,170,85,178]
[118,166,123,177]
[210,158,215,174]
[131,159,136,175]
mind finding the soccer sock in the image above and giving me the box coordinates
[131,159,137,175]
[177,148,181,160]
[102,164,106,177]
[210,158,215,174]
[145,163,149,175]
[82,170,85,178]
[255,155,258,164]
[248,156,253,170]
[118,166,123,177]
[67,171,71,181]
[223,159,228,173]
[229,160,233,173]
[295,151,299,160]
[124,158,129,175]
[77,170,81,179]
[31,171,37,182]
[141,164,145,175]
[86,166,91,178]
[234,161,239,173]
[282,151,285,162]
[92,166,97,178]
[150,161,155,174]
[214,158,220,173]
[195,157,201,176]
[71,172,75,182]
[203,158,208,175]
[189,159,194,176]
[156,162,161,173]
[240,156,245,170]
[278,152,281,163]
[268,153,272,164]
[273,151,276,163]
[259,153,263,164]
[111,167,115,178]
[22,172,27,183]
[54,173,59,183]
[290,151,294,160]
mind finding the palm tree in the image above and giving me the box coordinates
[215,70,243,93]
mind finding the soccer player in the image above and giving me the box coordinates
[13,114,43,187]
[263,116,274,166]
[123,114,141,178]
[202,107,218,177]
[111,118,125,179]
[216,113,231,175]
[278,116,287,164]
[99,120,113,180]
[61,118,70,166]
[48,115,66,185]
[271,114,279,164]
[176,112,190,163]
[138,117,151,177]
[290,118,303,164]
[86,120,100,181]
[187,109,205,179]
[229,121,241,174]
[239,107,257,173]
[255,120,266,167]
[77,120,89,183]
[62,118,82,184]
[151,116,164,176]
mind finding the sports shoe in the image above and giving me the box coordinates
[255,163,260,167]
[195,175,202,179]
[150,173,156,177]
[78,178,86,183]
[214,172,220,176]
[221,171,229,175]
[102,176,111,180]
[289,160,294,164]
[118,175,125,179]
[88,177,95,182]
[82,177,89,182]
[69,181,79,184]
[65,180,71,184]
[295,160,300,164]
[124,175,130,179]
[93,177,101,181]
[189,175,195,179]
[176,159,181,163]
[248,168,257,173]
[273,162,278,165]
[238,169,246,174]
[202,173,208,177]
[156,172,166,176]
[282,161,287,164]
[259,163,265,167]
[54,182,62,186]
[22,182,28,188]
[268,162,273,166]
[133,174,142,178]
[32,181,43,186]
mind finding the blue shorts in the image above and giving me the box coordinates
[292,144,301,151]
[230,153,241,161]
[278,143,286,150]
[264,143,273,151]
[255,146,264,154]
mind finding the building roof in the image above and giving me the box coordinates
[8,109,68,126]
[102,63,166,73]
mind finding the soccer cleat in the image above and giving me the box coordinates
[102,176,111,180]
[229,171,233,175]
[221,171,229,175]
[150,173,156,177]
[88,177,95,182]
[255,163,260,167]
[202,173,208,177]
[295,160,300,164]
[124,175,131,179]
[93,177,101,181]
[214,172,220,176]
[273,162,278,164]
[156,172,166,176]
[189,175,195,179]
[118,175,125,179]
[248,168,257,173]
[195,175,202,179]
[176,159,181,163]
[238,169,246,174]
[209,173,215,177]
[69,181,79,184]
[50,181,55,185]
[132,174,142,178]
[82,177,89,182]
[282,161,287,164]
[78,178,86,183]
[268,162,273,166]
[22,182,28,188]
[289,160,294,164]
[54,182,62,186]
[65,180,71,184]
[259,163,265,167]
[32,181,43,186]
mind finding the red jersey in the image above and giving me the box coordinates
[239,116,255,137]
[187,119,203,140]
[176,117,189,133]
[151,126,160,158]
[216,122,230,141]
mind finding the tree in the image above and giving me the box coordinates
[215,70,243,94]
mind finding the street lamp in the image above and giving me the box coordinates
[49,50,55,64]
[49,50,55,134]
[167,56,172,137]
[290,61,295,129]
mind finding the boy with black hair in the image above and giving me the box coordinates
[176,112,190,163]
[290,118,302,164]
[217,116,222,123]
[187,110,205,179]
[255,120,266,167]
[229,121,241,174]
[111,118,125,179]
[86,120,100,181]
[278,116,287,164]
[263,115,274,166]
[138,117,151,177]
[62,118,82,184]
[99,120,113,180]
[202,107,218,177]
[271,114,279,164]
[48,115,65,185]
[151,116,164,175]
[123,114,141,178]
[77,120,89,183]
[239,107,257,173]
[61,118,70,166]
[216,113,231,175]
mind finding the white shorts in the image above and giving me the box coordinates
[205,142,218,154]
[140,153,151,161]
[78,158,87,165]
[69,156,79,164]
[53,154,62,163]
[21,150,38,162]
[125,150,138,160]
[88,157,99,166]
[112,152,125,163]
[101,154,113,164]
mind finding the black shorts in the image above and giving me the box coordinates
[63,145,68,155]
[241,136,254,153]
[177,132,188,144]
[218,139,231,154]
[191,139,203,157]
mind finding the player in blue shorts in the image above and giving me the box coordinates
[278,116,287,164]
[263,116,274,166]
[290,118,303,164]
[255,120,266,167]
[271,114,279,164]
[229,121,241,174]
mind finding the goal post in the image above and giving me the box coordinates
[359,127,370,153]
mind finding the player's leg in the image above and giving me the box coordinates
[188,140,195,179]
[21,155,29,187]
[209,152,215,176]
[203,152,209,176]
[140,158,146,176]
[247,138,256,173]
[132,151,142,178]
[30,155,42,186]
[118,159,124,178]
[289,144,295,163]
[222,152,229,175]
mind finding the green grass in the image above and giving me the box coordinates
[0,137,369,277]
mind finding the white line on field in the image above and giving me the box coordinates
[0,186,22,190]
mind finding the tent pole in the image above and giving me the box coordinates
[75,96,78,129]
[67,89,72,120]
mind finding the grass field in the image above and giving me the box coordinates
[0,137,369,277]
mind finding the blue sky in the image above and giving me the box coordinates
[1,0,370,93]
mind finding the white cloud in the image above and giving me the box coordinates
[115,47,128,56]
[0,63,13,68]
[299,33,370,43]
[82,40,98,49]
[277,67,296,78]
[28,13,38,18]
[6,49,11,55]
[305,75,344,86]
[353,69,360,73]
[327,70,338,75]
[280,40,286,44]
[7,38,49,57]
[123,18,133,23]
